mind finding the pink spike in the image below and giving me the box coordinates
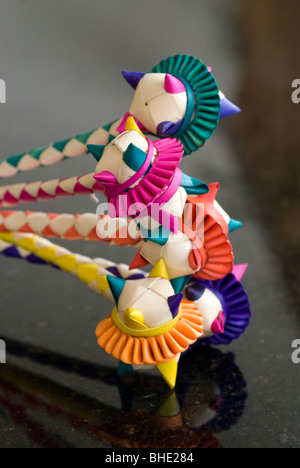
[93,172,118,192]
[20,190,36,202]
[94,171,117,185]
[164,74,186,94]
[211,311,225,335]
[207,66,212,72]
[3,191,18,204]
[37,188,55,199]
[74,182,93,194]
[232,264,248,282]
[117,112,148,134]
[55,186,69,197]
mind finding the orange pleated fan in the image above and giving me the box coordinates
[181,197,234,280]
[95,300,203,366]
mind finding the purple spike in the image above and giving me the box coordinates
[220,97,241,119]
[185,283,206,302]
[3,246,22,258]
[127,273,146,280]
[122,71,146,90]
[156,120,183,137]
[168,293,184,318]
[26,254,48,265]
[106,266,123,278]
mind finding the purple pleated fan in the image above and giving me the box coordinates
[185,273,251,345]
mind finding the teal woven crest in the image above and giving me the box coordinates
[152,55,221,155]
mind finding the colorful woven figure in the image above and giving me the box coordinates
[0,54,251,389]
[0,230,250,388]
[185,265,251,344]
[89,118,236,281]
[0,55,240,180]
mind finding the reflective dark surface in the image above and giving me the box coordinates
[0,0,299,448]
[0,342,246,448]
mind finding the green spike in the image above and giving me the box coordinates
[102,121,116,132]
[180,172,209,195]
[76,129,96,144]
[7,153,26,167]
[118,361,135,376]
[148,226,170,246]
[123,143,147,172]
[87,144,106,162]
[107,275,126,306]
[171,275,191,294]
[53,138,71,152]
[229,219,243,233]
[28,146,48,160]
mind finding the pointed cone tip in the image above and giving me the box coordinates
[94,171,117,184]
[118,361,135,376]
[87,144,106,162]
[122,70,146,90]
[157,360,178,389]
[107,275,126,305]
[228,219,243,233]
[164,74,186,94]
[129,251,149,270]
[220,97,241,119]
[211,311,225,335]
[232,264,248,282]
[125,116,146,138]
[149,258,169,280]
[168,293,184,318]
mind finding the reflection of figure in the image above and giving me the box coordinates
[1,340,247,448]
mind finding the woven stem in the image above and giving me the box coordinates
[0,120,121,180]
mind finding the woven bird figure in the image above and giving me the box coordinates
[0,55,240,180]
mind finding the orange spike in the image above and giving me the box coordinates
[129,251,149,270]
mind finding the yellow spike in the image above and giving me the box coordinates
[36,247,57,263]
[77,264,99,285]
[124,308,149,331]
[17,237,37,253]
[0,232,16,245]
[156,391,179,418]
[149,258,169,280]
[96,275,110,294]
[157,360,178,389]
[125,116,146,138]
[56,255,77,273]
